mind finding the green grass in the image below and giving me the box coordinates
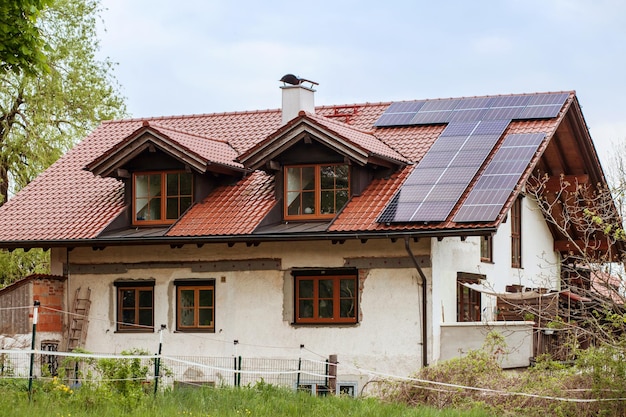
[0,379,493,417]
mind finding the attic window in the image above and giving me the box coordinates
[284,164,349,220]
[133,171,193,225]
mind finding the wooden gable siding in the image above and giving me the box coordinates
[0,276,66,335]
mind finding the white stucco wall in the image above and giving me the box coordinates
[430,195,559,363]
[51,238,431,381]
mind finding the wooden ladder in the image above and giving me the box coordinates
[66,287,91,352]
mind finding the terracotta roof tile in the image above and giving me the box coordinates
[168,171,275,236]
[146,122,242,170]
[0,92,576,244]
[305,113,409,164]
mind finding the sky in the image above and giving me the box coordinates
[95,0,626,168]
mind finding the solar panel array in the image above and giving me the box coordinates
[374,92,569,127]
[453,133,546,222]
[378,119,509,223]
[376,92,569,224]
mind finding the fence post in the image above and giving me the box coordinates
[237,356,242,387]
[296,344,304,389]
[154,324,165,396]
[28,300,40,402]
[328,354,337,395]
[233,340,239,387]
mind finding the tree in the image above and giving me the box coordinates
[0,0,126,285]
[0,0,53,75]
[503,166,626,353]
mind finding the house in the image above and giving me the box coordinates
[0,76,616,387]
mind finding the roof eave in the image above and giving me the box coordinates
[0,226,498,251]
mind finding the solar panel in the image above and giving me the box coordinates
[389,120,509,222]
[453,133,546,222]
[374,92,569,127]
[410,111,453,125]
[374,100,425,127]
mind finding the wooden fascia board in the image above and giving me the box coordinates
[554,239,610,253]
[244,122,370,170]
[540,174,590,192]
[90,132,210,177]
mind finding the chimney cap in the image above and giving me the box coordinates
[280,74,318,88]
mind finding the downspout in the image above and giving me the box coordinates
[404,237,428,367]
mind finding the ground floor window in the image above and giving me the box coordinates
[457,273,484,322]
[115,280,154,331]
[175,279,215,332]
[293,269,357,324]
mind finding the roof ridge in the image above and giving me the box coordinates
[102,107,283,124]
[386,90,576,104]
[145,121,229,144]
[306,111,376,135]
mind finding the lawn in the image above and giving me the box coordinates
[0,379,493,417]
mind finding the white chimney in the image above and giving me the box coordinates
[280,74,317,124]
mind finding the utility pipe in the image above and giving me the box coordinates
[404,237,428,367]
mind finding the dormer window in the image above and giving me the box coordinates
[133,171,193,225]
[285,164,349,220]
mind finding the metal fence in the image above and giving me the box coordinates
[0,349,331,392]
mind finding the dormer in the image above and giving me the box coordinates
[239,78,408,222]
[85,121,246,228]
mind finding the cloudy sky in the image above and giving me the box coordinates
[96,0,626,166]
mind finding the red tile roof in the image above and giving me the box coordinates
[168,171,275,236]
[0,92,577,246]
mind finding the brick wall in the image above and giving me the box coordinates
[32,277,66,332]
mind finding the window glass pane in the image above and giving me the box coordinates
[299,300,313,318]
[122,310,135,325]
[139,309,153,326]
[180,308,194,326]
[135,175,149,197]
[340,299,355,318]
[318,300,333,318]
[180,290,195,307]
[199,289,213,307]
[335,165,349,188]
[320,166,335,189]
[287,191,301,215]
[336,190,349,211]
[139,290,152,307]
[180,197,192,213]
[149,174,162,197]
[302,167,315,190]
[135,198,149,220]
[198,309,213,326]
[340,279,355,296]
[321,191,334,214]
[298,280,313,298]
[121,290,135,308]
[148,197,161,220]
[180,173,192,195]
[167,173,179,196]
[319,279,334,298]
[166,197,178,219]
[302,192,315,214]
[286,167,301,191]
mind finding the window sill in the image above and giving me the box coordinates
[291,322,359,328]
[174,329,216,333]
[115,329,155,334]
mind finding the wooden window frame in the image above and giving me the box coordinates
[457,273,483,322]
[294,270,358,325]
[511,197,522,268]
[284,164,350,221]
[175,280,215,332]
[132,170,193,226]
[480,235,493,263]
[115,281,154,332]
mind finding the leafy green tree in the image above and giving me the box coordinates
[0,0,126,285]
[0,0,53,75]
